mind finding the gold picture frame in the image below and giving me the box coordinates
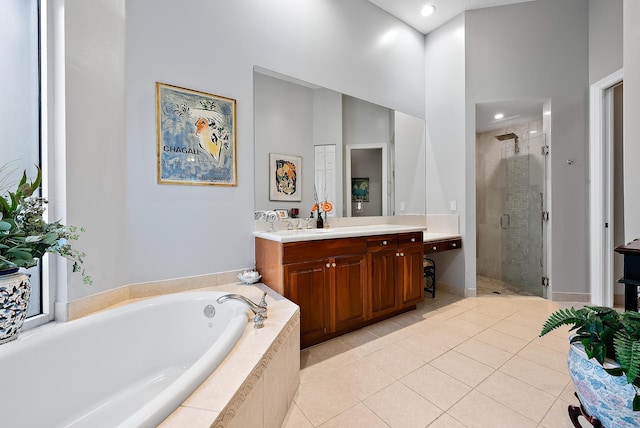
[156,82,237,186]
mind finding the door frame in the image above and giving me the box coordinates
[345,144,388,217]
[589,68,623,307]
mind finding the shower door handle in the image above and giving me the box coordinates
[500,214,510,229]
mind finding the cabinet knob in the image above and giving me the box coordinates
[332,262,336,267]
[433,246,437,251]
[396,252,400,257]
[400,252,404,257]
[452,243,457,247]
[382,240,387,245]
[411,238,416,242]
[326,263,330,268]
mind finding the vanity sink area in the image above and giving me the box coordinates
[254,224,426,243]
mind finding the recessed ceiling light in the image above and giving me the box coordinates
[494,113,504,119]
[421,5,436,17]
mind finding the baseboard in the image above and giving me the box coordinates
[551,292,591,303]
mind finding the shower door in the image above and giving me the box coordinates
[500,133,548,297]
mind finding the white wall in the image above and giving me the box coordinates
[589,0,623,84]
[424,14,467,291]
[62,0,425,299]
[624,0,640,241]
[64,0,126,299]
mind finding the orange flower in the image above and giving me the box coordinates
[321,201,333,213]
[311,203,318,212]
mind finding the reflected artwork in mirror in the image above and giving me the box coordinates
[253,67,426,218]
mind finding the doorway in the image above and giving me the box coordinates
[589,69,624,307]
[476,121,548,297]
[345,144,388,217]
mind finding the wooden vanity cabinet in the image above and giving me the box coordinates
[255,232,423,348]
[367,232,424,319]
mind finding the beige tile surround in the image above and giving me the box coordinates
[283,291,580,428]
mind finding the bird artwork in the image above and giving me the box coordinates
[195,117,222,162]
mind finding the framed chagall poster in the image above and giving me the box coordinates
[156,82,237,186]
[269,153,302,201]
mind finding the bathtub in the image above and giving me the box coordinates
[0,290,249,428]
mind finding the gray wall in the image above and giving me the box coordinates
[62,0,425,300]
[589,0,623,84]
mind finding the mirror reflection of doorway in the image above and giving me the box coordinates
[345,144,387,217]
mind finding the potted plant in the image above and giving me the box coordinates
[540,306,640,427]
[0,164,90,344]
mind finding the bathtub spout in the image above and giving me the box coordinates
[217,292,268,329]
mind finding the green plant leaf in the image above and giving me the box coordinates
[540,307,588,336]
[0,220,11,231]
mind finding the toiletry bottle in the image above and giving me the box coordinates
[316,211,324,229]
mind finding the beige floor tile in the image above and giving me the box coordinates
[558,381,579,405]
[491,318,541,341]
[330,358,396,400]
[533,331,571,353]
[337,328,395,357]
[294,374,360,426]
[410,324,469,349]
[449,297,483,309]
[396,333,450,362]
[401,364,472,410]
[439,317,488,337]
[318,403,389,428]
[365,344,426,379]
[281,403,313,428]
[448,390,537,428]
[454,338,514,369]
[476,371,556,422]
[365,318,411,341]
[430,350,495,387]
[503,308,554,329]
[517,342,569,374]
[422,305,469,323]
[364,382,443,428]
[452,309,502,327]
[390,311,425,327]
[427,413,468,428]
[300,341,361,384]
[539,398,580,428]
[499,356,570,396]
[474,328,530,353]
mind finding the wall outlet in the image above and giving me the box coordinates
[450,200,457,211]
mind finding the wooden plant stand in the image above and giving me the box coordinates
[568,393,602,428]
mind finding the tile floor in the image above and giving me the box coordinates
[281,290,582,428]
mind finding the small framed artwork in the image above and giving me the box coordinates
[156,82,237,186]
[275,209,289,219]
[352,177,370,202]
[269,153,302,201]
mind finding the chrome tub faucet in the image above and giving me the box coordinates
[217,292,268,329]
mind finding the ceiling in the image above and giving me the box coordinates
[369,0,535,35]
[369,0,541,132]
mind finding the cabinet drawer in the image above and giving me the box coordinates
[424,238,462,254]
[398,232,423,248]
[366,236,398,253]
[282,237,366,264]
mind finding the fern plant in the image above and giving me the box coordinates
[541,306,640,410]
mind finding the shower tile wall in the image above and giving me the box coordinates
[476,121,544,293]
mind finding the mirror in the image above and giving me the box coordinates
[254,67,426,218]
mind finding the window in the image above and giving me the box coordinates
[0,0,45,322]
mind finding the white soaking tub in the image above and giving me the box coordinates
[0,291,249,428]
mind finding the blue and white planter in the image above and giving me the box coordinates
[0,271,31,344]
[568,342,640,427]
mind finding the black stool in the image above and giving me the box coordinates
[424,257,436,298]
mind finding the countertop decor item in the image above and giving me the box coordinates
[237,271,262,285]
[0,164,90,343]
[540,306,640,427]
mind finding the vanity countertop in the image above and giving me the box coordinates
[423,232,461,242]
[253,224,426,243]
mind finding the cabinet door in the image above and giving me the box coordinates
[330,254,367,333]
[284,260,328,347]
[368,248,399,318]
[398,244,424,307]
